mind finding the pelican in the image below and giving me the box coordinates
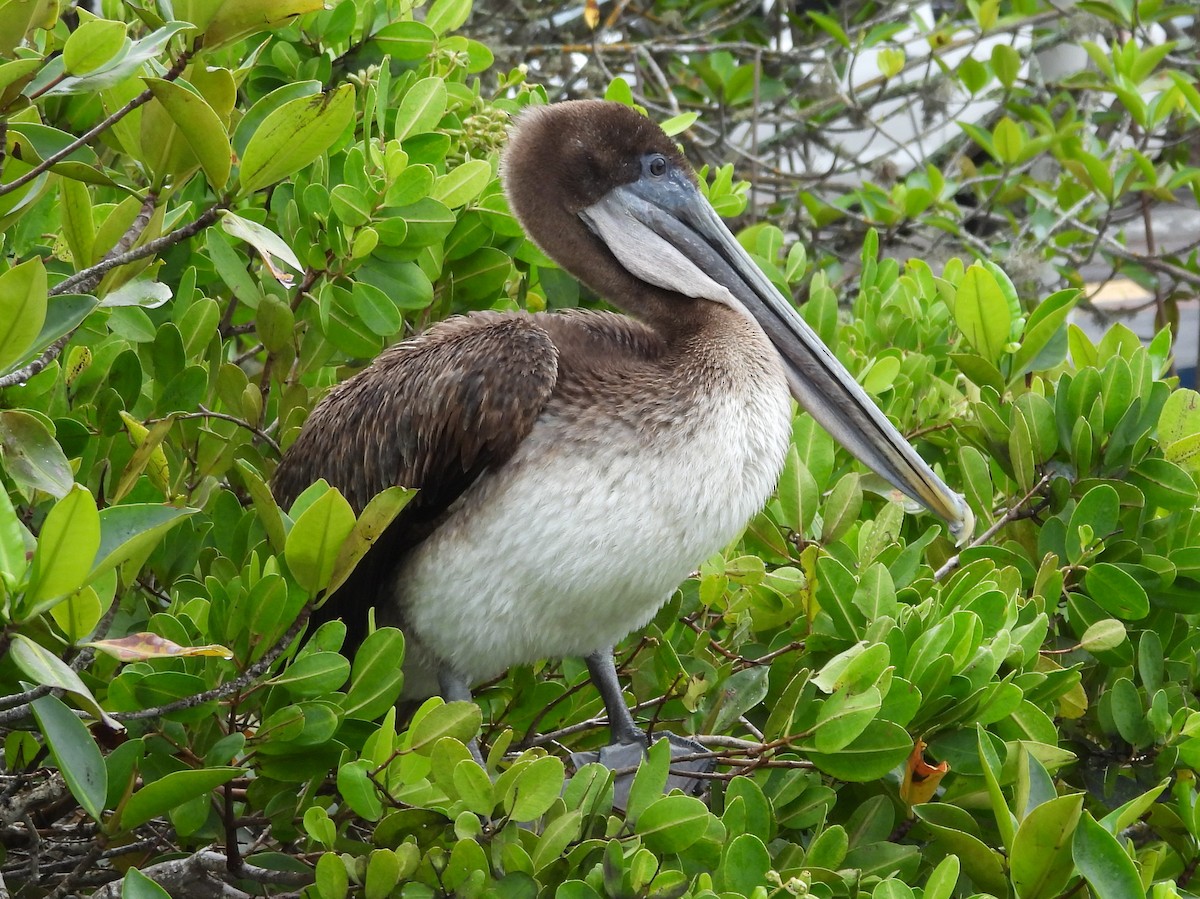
[272,100,968,777]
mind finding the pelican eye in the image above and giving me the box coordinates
[647,154,668,177]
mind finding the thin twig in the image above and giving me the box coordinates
[0,51,194,198]
[147,406,281,456]
[0,202,228,390]
[933,471,1054,582]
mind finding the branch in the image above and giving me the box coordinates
[0,50,195,198]
[148,406,281,456]
[112,601,311,722]
[51,201,226,298]
[933,471,1054,582]
[89,849,311,899]
[0,201,227,390]
[0,774,70,828]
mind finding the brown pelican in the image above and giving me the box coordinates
[273,100,968,774]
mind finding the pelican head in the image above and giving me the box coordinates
[503,100,970,538]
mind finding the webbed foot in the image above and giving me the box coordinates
[570,731,714,810]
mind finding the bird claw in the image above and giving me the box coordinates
[570,732,714,810]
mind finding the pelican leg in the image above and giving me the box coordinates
[439,667,486,767]
[576,649,713,805]
[585,649,643,745]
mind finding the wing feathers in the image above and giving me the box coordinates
[271,312,559,644]
[274,312,559,515]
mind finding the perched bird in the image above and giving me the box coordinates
[272,100,968,772]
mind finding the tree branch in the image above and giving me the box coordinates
[0,50,195,198]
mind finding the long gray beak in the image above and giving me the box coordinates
[581,170,971,541]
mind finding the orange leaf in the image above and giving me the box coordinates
[899,739,949,806]
[583,0,600,30]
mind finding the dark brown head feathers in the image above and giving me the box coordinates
[503,100,689,217]
[502,101,701,331]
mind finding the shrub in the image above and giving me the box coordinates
[1,1,1199,897]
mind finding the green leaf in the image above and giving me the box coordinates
[10,635,110,722]
[239,84,356,195]
[924,855,960,899]
[813,685,881,753]
[372,22,437,60]
[1010,793,1084,899]
[1073,810,1145,899]
[720,833,770,893]
[119,768,242,830]
[626,737,671,822]
[1067,484,1119,563]
[877,47,905,78]
[425,0,472,35]
[271,652,351,698]
[0,410,73,498]
[24,484,100,616]
[232,81,322,158]
[532,807,582,872]
[337,759,383,821]
[1108,677,1148,745]
[394,77,448,141]
[144,77,231,191]
[432,159,492,208]
[709,666,770,734]
[284,485,356,594]
[30,693,108,821]
[497,757,559,823]
[63,18,127,75]
[808,10,850,48]
[952,263,1011,366]
[0,256,48,371]
[636,794,709,854]
[92,504,196,579]
[991,44,1021,87]
[452,759,495,816]
[122,868,172,899]
[365,849,402,899]
[202,0,325,49]
[1085,563,1149,620]
[993,117,1024,164]
[409,701,482,753]
[805,824,848,869]
[914,805,1008,896]
[1012,289,1079,378]
[326,487,415,595]
[1080,619,1127,652]
[343,628,407,719]
[0,486,33,581]
[47,23,192,96]
[977,725,1016,851]
[660,111,699,136]
[803,719,911,781]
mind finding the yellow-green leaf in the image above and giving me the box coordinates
[144,77,232,191]
[952,263,1011,365]
[63,18,127,75]
[24,484,100,617]
[0,256,48,372]
[240,84,356,195]
[284,484,356,594]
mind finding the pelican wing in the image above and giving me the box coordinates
[273,312,560,642]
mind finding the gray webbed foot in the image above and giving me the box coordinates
[570,731,714,810]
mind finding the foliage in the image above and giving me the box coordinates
[486,0,1200,342]
[0,0,1198,897]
